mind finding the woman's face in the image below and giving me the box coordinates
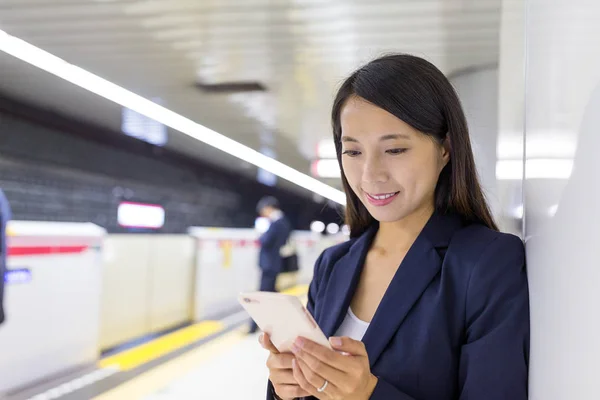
[340,96,450,223]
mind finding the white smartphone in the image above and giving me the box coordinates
[238,291,332,353]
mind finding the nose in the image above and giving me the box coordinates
[362,154,389,184]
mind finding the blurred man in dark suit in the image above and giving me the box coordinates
[248,196,292,334]
[0,190,11,325]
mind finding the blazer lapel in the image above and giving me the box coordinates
[318,225,378,338]
[362,212,463,367]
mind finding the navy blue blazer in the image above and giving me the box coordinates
[259,216,292,275]
[267,211,529,399]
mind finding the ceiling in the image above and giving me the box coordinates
[0,0,501,194]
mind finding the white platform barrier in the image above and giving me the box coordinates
[188,228,261,321]
[99,235,195,350]
[293,231,348,284]
[98,229,346,349]
[188,227,348,321]
[0,221,105,394]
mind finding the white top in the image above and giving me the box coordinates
[333,307,371,341]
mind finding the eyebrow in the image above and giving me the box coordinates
[341,133,411,143]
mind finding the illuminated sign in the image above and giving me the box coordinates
[118,202,165,229]
[4,268,32,285]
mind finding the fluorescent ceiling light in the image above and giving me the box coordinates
[548,204,559,217]
[511,204,524,219]
[525,159,573,179]
[497,134,576,159]
[495,160,522,180]
[496,159,574,180]
[0,30,345,205]
[311,159,341,178]
[255,217,270,233]
[317,139,336,159]
[310,220,325,233]
[326,223,340,235]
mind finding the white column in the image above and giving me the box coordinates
[508,0,600,398]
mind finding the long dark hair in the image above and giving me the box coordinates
[332,54,497,238]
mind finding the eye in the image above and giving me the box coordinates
[342,150,361,157]
[386,148,408,155]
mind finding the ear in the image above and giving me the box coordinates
[440,136,451,168]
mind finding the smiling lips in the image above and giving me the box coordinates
[365,191,400,206]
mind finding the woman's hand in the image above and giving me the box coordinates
[260,332,311,400]
[290,336,378,400]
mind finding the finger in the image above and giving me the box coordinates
[329,337,368,356]
[297,358,342,399]
[268,368,297,385]
[292,358,321,398]
[293,337,347,370]
[293,347,346,388]
[260,333,279,354]
[266,353,296,370]
[273,384,311,399]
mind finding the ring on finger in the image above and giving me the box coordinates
[317,379,328,393]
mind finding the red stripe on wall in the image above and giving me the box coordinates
[8,245,89,257]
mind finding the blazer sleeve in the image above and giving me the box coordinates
[368,379,418,399]
[458,234,530,399]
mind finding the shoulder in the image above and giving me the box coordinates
[272,217,290,229]
[448,223,525,284]
[451,223,523,257]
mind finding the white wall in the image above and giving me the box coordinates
[498,0,600,398]
[523,1,600,399]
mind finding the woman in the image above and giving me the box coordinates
[260,54,530,400]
